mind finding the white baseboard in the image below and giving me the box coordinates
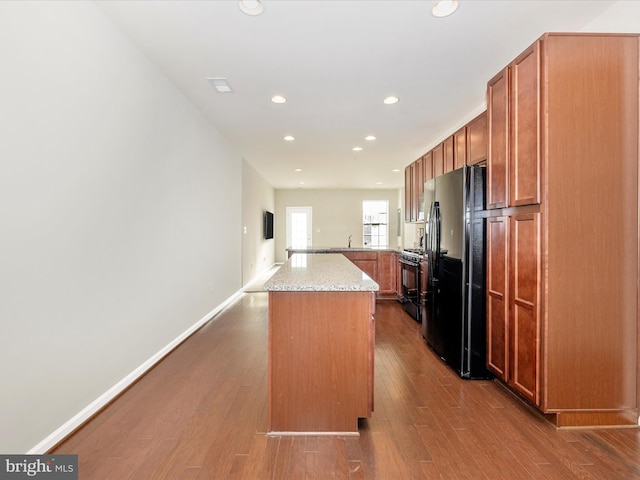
[28,289,244,454]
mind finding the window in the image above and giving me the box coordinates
[363,200,388,246]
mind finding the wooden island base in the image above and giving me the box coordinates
[268,290,375,434]
[264,254,379,435]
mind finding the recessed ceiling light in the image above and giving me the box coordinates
[284,135,295,141]
[392,169,401,172]
[365,135,376,141]
[206,77,234,93]
[238,0,264,16]
[294,168,302,172]
[299,181,305,185]
[376,182,383,185]
[271,95,286,104]
[383,96,399,105]
[352,147,363,152]
[432,0,459,18]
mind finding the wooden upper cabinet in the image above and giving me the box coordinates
[510,42,541,206]
[410,162,419,222]
[443,136,454,173]
[432,143,444,178]
[422,151,433,181]
[487,67,509,209]
[404,156,426,223]
[416,156,424,187]
[487,42,541,209]
[404,166,411,222]
[415,156,424,218]
[467,111,487,165]
[453,127,466,170]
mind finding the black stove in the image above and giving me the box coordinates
[400,248,424,265]
[399,249,425,322]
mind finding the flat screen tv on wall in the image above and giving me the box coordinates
[263,211,274,239]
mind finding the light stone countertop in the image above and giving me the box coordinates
[263,254,379,292]
[286,246,402,254]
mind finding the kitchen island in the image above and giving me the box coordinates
[264,254,379,434]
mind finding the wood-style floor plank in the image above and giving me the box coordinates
[51,294,640,479]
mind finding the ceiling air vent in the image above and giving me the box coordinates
[207,77,234,93]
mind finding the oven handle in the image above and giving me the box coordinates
[400,258,420,267]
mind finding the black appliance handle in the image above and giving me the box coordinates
[432,201,441,282]
[426,205,432,268]
[399,257,419,267]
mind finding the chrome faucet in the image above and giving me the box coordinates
[348,235,352,248]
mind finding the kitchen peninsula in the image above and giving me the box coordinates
[264,254,378,434]
[286,246,401,298]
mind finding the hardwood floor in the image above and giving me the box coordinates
[52,293,640,479]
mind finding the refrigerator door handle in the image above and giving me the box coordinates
[427,202,435,283]
[432,201,441,284]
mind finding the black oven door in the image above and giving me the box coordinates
[400,257,420,322]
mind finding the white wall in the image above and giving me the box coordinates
[581,0,640,31]
[0,1,242,453]
[274,189,400,262]
[242,160,276,283]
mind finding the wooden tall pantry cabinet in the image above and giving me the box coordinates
[485,33,639,427]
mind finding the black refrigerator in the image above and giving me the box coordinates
[422,165,490,379]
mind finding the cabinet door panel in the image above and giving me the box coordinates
[351,259,378,284]
[410,162,418,222]
[404,166,411,222]
[510,43,541,206]
[454,127,466,170]
[486,216,509,379]
[433,144,444,178]
[423,151,433,181]
[487,68,509,209]
[509,213,541,405]
[443,136,454,173]
[467,111,487,165]
[377,251,396,295]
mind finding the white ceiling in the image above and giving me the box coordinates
[96,0,617,189]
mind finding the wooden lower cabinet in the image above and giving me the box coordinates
[287,249,399,299]
[486,216,508,379]
[487,203,638,426]
[342,251,377,284]
[486,212,541,406]
[342,250,397,299]
[376,251,396,297]
[509,212,541,405]
[396,252,402,298]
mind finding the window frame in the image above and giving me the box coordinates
[362,200,389,247]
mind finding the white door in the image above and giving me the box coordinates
[286,207,312,249]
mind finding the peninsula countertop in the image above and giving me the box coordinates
[286,246,403,254]
[264,253,379,292]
